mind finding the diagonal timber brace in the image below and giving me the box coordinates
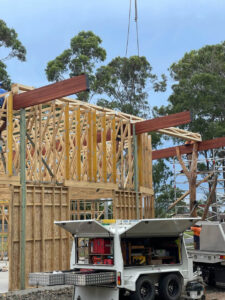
[157,127,202,142]
[26,133,57,182]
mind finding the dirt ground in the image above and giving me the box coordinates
[205,286,225,300]
[0,269,225,300]
[0,285,74,300]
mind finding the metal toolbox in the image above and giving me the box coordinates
[29,272,65,286]
[65,271,116,286]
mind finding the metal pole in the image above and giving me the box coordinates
[20,108,26,290]
[104,201,109,219]
[133,124,139,219]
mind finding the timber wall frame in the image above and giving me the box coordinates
[0,78,208,290]
[0,78,205,290]
[1,84,153,193]
[7,184,153,290]
[0,81,154,290]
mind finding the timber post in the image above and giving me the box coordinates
[20,108,26,290]
[133,124,140,219]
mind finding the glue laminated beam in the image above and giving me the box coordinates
[135,111,192,135]
[152,137,225,160]
[13,75,89,110]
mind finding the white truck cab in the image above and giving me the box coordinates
[55,218,205,300]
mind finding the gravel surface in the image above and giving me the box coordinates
[205,286,225,300]
[1,273,225,300]
[0,285,74,300]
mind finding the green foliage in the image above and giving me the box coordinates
[95,56,166,117]
[153,159,184,217]
[0,61,11,90]
[155,41,225,140]
[45,31,106,101]
[151,132,163,149]
[153,42,225,215]
[0,19,26,62]
[0,19,26,89]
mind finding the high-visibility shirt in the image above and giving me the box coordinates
[191,226,201,236]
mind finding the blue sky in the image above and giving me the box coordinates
[1,0,225,108]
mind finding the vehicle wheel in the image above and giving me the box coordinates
[158,273,182,300]
[207,272,216,287]
[131,276,155,300]
[202,267,215,287]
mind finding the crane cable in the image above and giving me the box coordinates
[135,0,140,56]
[125,0,140,57]
[125,0,132,57]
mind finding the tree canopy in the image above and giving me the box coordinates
[153,42,225,217]
[95,56,166,118]
[45,31,106,101]
[153,159,184,217]
[0,19,26,89]
[155,41,225,140]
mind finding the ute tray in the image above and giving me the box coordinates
[29,272,65,286]
[65,271,116,286]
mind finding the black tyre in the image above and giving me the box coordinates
[131,276,155,300]
[158,273,182,300]
[207,271,216,287]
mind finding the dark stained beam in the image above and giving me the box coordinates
[13,75,89,110]
[152,137,225,160]
[135,111,192,135]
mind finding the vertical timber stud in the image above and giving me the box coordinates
[133,124,140,219]
[92,111,97,182]
[76,107,81,181]
[88,111,92,181]
[7,92,13,176]
[137,135,143,186]
[20,108,26,290]
[39,105,42,181]
[112,116,116,184]
[65,104,70,180]
[102,114,107,182]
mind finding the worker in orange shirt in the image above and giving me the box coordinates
[191,225,202,250]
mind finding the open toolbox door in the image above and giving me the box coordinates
[119,218,200,237]
[55,219,114,237]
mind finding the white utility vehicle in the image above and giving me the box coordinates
[188,222,225,288]
[52,218,204,300]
